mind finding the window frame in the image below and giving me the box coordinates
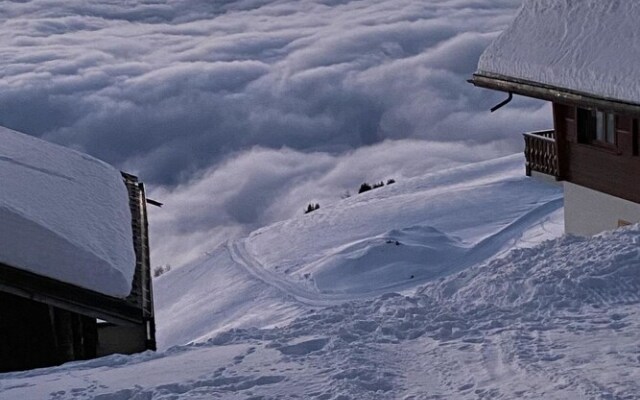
[577,107,617,149]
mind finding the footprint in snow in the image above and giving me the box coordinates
[277,338,329,356]
[458,382,474,391]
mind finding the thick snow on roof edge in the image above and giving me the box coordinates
[477,0,640,104]
[0,126,136,298]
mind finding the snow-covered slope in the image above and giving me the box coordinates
[6,153,640,398]
[243,154,562,297]
[478,0,640,104]
[0,126,136,298]
[154,154,563,346]
[5,208,640,398]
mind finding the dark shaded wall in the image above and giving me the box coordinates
[553,103,640,203]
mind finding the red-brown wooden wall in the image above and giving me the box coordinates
[553,103,640,203]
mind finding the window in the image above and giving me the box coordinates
[577,108,616,146]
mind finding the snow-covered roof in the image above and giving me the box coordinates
[0,126,136,298]
[477,0,640,105]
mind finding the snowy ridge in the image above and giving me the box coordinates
[478,0,640,104]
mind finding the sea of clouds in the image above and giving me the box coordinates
[0,0,550,267]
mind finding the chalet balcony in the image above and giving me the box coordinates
[523,129,560,179]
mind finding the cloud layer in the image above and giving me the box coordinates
[0,0,550,266]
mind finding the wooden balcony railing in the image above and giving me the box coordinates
[523,129,559,179]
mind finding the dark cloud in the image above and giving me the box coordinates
[0,0,547,266]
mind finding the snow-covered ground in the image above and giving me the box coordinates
[4,154,639,399]
[155,154,563,347]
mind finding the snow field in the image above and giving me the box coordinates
[155,154,563,347]
[244,154,563,298]
[3,223,640,398]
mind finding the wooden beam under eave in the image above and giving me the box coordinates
[0,262,144,326]
[469,73,640,118]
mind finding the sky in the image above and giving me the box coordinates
[0,0,550,267]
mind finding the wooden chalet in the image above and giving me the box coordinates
[469,0,640,236]
[0,143,156,372]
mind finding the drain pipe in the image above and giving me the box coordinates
[490,92,513,112]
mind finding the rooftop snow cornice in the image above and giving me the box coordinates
[474,0,640,109]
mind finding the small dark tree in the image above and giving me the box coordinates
[387,179,396,185]
[304,203,320,214]
[358,183,372,194]
[373,181,384,189]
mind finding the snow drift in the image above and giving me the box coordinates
[0,126,136,298]
[477,0,640,104]
[307,226,467,294]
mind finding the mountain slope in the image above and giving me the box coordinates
[155,154,563,346]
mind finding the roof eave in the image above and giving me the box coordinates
[469,73,640,117]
